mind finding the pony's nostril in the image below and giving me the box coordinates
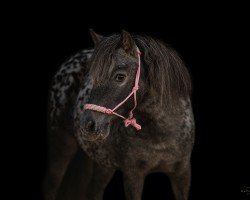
[84,120,96,132]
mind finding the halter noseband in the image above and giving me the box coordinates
[84,47,142,130]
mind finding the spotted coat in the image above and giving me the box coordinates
[48,49,93,128]
[44,31,196,200]
[48,48,195,169]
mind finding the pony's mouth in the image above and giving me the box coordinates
[79,123,110,141]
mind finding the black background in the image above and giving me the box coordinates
[6,4,248,200]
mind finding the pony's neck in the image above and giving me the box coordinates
[137,95,187,131]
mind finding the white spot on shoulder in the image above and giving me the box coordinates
[69,75,74,83]
[181,98,194,133]
[86,53,92,59]
[82,49,94,59]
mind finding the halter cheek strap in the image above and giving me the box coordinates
[84,47,142,131]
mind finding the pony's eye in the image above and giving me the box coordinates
[115,74,126,82]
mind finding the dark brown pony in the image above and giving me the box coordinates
[42,30,195,200]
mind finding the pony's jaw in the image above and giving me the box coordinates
[79,122,111,142]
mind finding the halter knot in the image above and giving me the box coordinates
[132,86,139,92]
[84,47,142,131]
[105,109,113,115]
[124,118,141,130]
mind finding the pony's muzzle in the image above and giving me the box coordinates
[83,120,99,133]
[80,110,111,140]
[81,115,101,135]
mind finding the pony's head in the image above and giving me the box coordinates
[76,30,191,141]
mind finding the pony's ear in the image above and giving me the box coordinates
[89,29,103,45]
[120,30,136,55]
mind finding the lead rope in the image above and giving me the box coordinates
[84,47,142,130]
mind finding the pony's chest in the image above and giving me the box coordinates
[80,140,118,168]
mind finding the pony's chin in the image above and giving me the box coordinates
[79,125,110,142]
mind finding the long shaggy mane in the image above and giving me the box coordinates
[88,33,192,106]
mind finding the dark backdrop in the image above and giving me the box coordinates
[9,5,248,200]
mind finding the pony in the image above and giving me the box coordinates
[42,30,195,200]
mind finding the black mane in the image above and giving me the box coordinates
[88,33,192,106]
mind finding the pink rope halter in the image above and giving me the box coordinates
[84,47,142,130]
